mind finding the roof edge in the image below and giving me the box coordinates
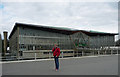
[9,22,118,39]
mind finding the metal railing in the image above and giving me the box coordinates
[1,48,119,61]
[17,48,119,60]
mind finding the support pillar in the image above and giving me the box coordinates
[3,31,8,57]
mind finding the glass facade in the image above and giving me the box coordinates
[18,26,90,51]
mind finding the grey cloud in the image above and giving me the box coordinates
[0,2,118,40]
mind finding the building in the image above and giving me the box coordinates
[116,39,120,46]
[0,34,2,54]
[80,30,117,48]
[9,23,118,58]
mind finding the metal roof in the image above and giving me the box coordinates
[80,30,118,36]
[9,22,118,39]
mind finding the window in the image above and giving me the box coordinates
[35,45,41,50]
[28,45,33,50]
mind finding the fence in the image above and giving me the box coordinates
[1,48,119,61]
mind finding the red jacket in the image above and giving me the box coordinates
[52,47,60,57]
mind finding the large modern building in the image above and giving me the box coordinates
[9,23,118,58]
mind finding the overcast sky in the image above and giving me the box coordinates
[0,1,119,40]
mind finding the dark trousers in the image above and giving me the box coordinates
[54,56,59,70]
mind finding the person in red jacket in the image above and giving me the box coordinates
[52,44,60,71]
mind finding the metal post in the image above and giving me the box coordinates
[18,52,20,60]
[73,51,74,57]
[49,51,50,59]
[82,51,84,56]
[35,53,36,60]
[117,49,118,55]
[105,51,107,55]
[98,51,100,56]
[62,51,63,58]
[111,50,113,55]
[77,50,78,57]
[93,51,94,56]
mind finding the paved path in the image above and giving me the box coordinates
[2,55,118,75]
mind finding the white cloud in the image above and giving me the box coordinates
[0,2,118,40]
[1,0,120,2]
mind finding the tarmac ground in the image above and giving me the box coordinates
[2,55,118,75]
